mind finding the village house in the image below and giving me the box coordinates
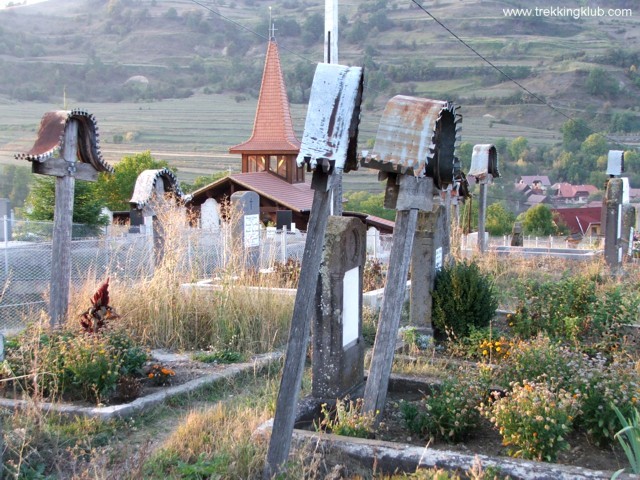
[550,182,599,205]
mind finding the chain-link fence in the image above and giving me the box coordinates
[0,217,310,333]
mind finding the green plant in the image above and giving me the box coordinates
[612,405,640,478]
[401,369,489,442]
[577,355,640,446]
[316,397,376,439]
[401,327,433,352]
[493,335,585,393]
[481,379,580,462]
[3,323,148,404]
[192,349,244,364]
[509,277,637,346]
[432,261,498,340]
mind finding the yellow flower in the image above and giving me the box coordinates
[482,350,488,356]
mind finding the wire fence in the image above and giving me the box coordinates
[0,218,312,333]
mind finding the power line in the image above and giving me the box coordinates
[187,0,316,65]
[409,0,632,150]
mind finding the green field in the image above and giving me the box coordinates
[0,93,561,191]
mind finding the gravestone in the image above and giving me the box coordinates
[231,191,260,268]
[201,198,221,232]
[312,216,366,400]
[366,227,380,256]
[511,222,523,246]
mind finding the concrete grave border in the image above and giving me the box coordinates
[0,351,282,421]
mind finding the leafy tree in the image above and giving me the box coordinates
[580,133,609,158]
[561,119,590,151]
[508,136,529,161]
[181,172,228,193]
[301,13,323,46]
[520,204,556,236]
[457,142,473,171]
[94,151,170,211]
[610,111,640,133]
[0,165,32,210]
[586,67,619,98]
[24,177,109,228]
[344,191,394,221]
[486,202,516,236]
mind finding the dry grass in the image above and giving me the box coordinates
[68,202,294,353]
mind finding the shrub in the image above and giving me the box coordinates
[432,261,498,340]
[316,397,376,439]
[510,277,637,346]
[400,368,490,442]
[493,335,585,393]
[3,323,148,404]
[577,355,640,446]
[480,379,580,462]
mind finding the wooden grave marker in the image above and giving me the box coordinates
[360,96,462,420]
[16,110,113,327]
[264,63,363,479]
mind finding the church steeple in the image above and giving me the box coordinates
[229,35,304,183]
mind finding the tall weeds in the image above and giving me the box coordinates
[68,203,293,353]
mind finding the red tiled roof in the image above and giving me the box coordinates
[553,206,601,235]
[553,182,598,199]
[229,172,312,211]
[229,40,300,154]
[189,172,313,212]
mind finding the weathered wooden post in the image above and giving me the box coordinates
[469,144,499,253]
[17,110,113,327]
[361,96,461,419]
[264,63,363,479]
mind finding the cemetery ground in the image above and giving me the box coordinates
[0,231,639,478]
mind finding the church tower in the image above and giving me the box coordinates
[229,31,304,184]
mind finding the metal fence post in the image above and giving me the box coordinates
[3,216,8,277]
[280,226,287,263]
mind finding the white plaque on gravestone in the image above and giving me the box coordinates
[244,214,260,248]
[342,267,359,348]
[435,247,443,271]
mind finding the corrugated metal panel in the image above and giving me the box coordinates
[469,144,499,179]
[607,150,624,176]
[296,63,363,173]
[130,168,190,209]
[361,95,461,189]
[15,109,113,173]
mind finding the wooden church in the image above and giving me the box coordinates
[187,33,314,229]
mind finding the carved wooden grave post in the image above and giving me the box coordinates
[264,63,363,479]
[361,96,462,419]
[129,168,189,267]
[312,215,366,401]
[469,144,499,253]
[17,110,113,327]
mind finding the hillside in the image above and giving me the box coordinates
[0,0,639,189]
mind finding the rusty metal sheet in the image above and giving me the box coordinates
[15,109,113,174]
[361,95,461,189]
[469,144,499,179]
[130,168,189,210]
[296,63,363,173]
[607,150,624,177]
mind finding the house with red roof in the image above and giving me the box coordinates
[550,182,599,205]
[552,206,602,237]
